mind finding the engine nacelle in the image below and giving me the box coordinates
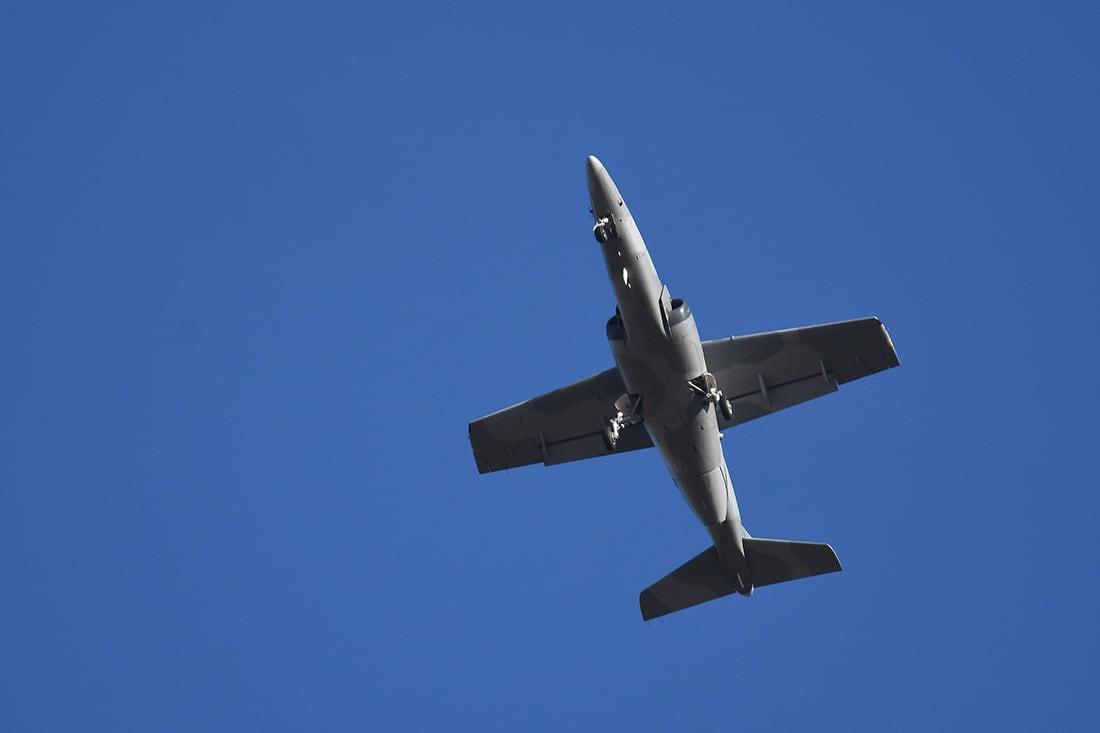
[606,312,626,343]
[666,298,700,344]
[606,311,633,380]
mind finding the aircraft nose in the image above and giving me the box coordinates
[586,155,618,216]
[586,155,602,192]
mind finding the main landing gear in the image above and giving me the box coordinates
[687,373,734,421]
[603,393,642,451]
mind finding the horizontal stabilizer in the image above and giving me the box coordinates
[639,539,842,620]
[743,538,841,587]
[639,547,736,621]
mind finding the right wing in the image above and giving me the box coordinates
[469,367,653,474]
[703,317,899,428]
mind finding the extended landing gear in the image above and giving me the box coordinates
[720,398,734,421]
[688,373,733,421]
[593,217,617,243]
[602,421,620,452]
[603,393,642,452]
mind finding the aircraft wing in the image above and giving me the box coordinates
[469,367,653,474]
[703,317,899,428]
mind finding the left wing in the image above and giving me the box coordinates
[469,367,653,474]
[703,317,899,428]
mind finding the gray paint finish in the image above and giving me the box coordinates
[469,156,900,620]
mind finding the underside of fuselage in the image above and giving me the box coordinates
[587,155,753,596]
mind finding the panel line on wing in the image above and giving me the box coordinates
[725,370,832,403]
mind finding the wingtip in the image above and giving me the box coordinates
[878,321,900,366]
[639,590,662,621]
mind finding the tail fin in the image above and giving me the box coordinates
[638,539,842,620]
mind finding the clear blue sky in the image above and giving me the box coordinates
[3,2,1098,730]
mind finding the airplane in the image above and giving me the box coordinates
[469,156,899,620]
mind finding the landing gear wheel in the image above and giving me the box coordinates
[720,398,734,422]
[593,218,616,243]
[602,422,619,452]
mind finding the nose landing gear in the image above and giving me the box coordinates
[593,217,617,243]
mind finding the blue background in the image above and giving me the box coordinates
[3,2,1098,730]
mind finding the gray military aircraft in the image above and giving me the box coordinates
[469,156,899,620]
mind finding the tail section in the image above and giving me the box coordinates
[638,538,841,620]
[742,538,841,587]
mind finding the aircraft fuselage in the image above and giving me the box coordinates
[586,156,752,594]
